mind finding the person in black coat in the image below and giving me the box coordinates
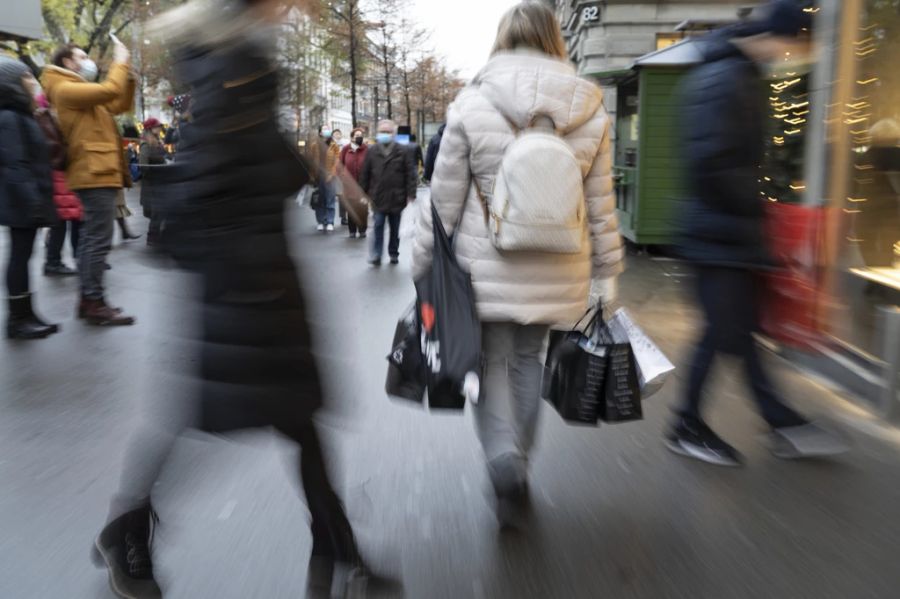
[667,0,847,466]
[91,2,400,597]
[359,119,417,265]
[423,123,445,183]
[0,57,59,340]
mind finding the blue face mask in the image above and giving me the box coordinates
[321,129,332,139]
[376,133,393,145]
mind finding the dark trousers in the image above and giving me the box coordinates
[6,228,37,296]
[679,266,805,429]
[46,220,81,266]
[77,188,116,300]
[111,260,358,562]
[372,211,401,259]
[348,208,368,236]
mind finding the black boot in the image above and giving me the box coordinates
[117,218,142,241]
[23,293,59,335]
[91,505,162,599]
[306,516,403,599]
[6,295,57,340]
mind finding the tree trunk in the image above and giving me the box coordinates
[349,12,359,127]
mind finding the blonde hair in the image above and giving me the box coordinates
[491,2,567,59]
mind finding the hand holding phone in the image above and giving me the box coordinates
[110,32,130,64]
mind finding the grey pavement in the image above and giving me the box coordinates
[1,187,899,599]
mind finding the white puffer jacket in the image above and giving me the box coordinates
[412,49,624,326]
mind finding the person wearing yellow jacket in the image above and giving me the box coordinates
[41,41,137,326]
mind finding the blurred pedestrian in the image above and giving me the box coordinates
[92,0,400,597]
[411,1,623,526]
[408,133,424,178]
[0,57,60,339]
[34,92,82,277]
[339,127,369,238]
[332,128,346,148]
[423,123,445,183]
[668,0,847,466]
[313,123,340,232]
[115,187,141,241]
[360,119,417,265]
[164,93,191,154]
[139,118,167,246]
[41,40,137,326]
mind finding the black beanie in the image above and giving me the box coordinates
[742,0,815,37]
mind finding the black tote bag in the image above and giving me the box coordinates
[414,203,482,410]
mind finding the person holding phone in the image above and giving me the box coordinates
[41,37,137,326]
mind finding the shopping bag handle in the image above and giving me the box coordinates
[572,304,604,334]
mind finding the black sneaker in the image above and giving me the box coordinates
[44,263,78,277]
[665,419,744,467]
[368,257,382,267]
[389,256,399,265]
[91,507,162,599]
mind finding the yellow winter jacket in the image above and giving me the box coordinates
[41,63,136,190]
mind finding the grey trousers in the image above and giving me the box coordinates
[77,188,117,300]
[475,322,549,464]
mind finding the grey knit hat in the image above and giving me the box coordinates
[0,56,32,111]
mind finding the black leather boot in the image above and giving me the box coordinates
[6,295,56,340]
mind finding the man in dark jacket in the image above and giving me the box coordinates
[423,123,445,183]
[667,0,847,466]
[360,119,417,265]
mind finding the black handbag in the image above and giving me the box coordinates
[385,303,426,404]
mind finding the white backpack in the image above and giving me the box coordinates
[479,116,586,254]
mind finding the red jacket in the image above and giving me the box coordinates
[52,171,82,221]
[340,143,368,181]
[34,108,82,221]
[340,143,368,201]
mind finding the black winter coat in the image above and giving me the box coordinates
[359,142,417,213]
[139,139,167,218]
[163,32,318,433]
[674,35,772,269]
[423,124,445,182]
[0,103,56,229]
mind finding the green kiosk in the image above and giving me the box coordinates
[606,40,705,246]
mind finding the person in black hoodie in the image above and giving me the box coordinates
[90,1,401,598]
[666,0,847,466]
[0,57,59,339]
[423,123,445,183]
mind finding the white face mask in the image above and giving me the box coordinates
[79,59,99,82]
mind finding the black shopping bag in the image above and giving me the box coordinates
[599,343,642,423]
[385,303,426,404]
[542,330,606,425]
[542,310,606,426]
[414,203,481,410]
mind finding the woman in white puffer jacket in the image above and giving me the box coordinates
[411,1,623,524]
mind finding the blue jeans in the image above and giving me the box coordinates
[371,211,401,260]
[315,179,336,226]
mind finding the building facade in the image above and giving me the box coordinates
[555,1,752,120]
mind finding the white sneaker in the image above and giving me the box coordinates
[326,224,335,232]
[316,224,325,232]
